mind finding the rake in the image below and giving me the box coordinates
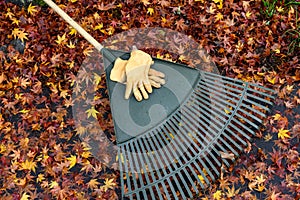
[44,0,276,199]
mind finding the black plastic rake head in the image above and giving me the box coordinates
[103,49,275,200]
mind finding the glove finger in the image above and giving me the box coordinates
[125,81,133,99]
[149,68,165,78]
[143,80,152,94]
[150,80,161,88]
[149,75,166,85]
[139,82,149,100]
[133,87,143,101]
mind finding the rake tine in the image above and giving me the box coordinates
[121,145,132,194]
[118,147,125,198]
[125,143,139,197]
[129,142,146,190]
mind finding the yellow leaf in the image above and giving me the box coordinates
[81,151,91,159]
[94,23,103,30]
[49,181,59,188]
[88,178,99,189]
[93,73,102,85]
[213,190,222,200]
[55,33,67,45]
[141,0,151,6]
[255,183,265,192]
[197,174,205,184]
[21,192,30,200]
[286,85,293,93]
[278,128,290,140]
[101,178,116,192]
[215,12,223,21]
[85,106,99,119]
[274,48,280,54]
[27,3,38,15]
[20,159,37,172]
[69,0,77,3]
[272,113,281,120]
[256,174,266,184]
[161,17,167,23]
[276,6,284,12]
[67,155,77,169]
[5,8,15,18]
[116,154,125,163]
[257,72,265,76]
[217,1,223,9]
[264,133,273,141]
[0,144,6,154]
[236,41,244,52]
[11,17,20,25]
[19,109,30,114]
[246,11,252,18]
[212,0,221,3]
[267,76,276,84]
[37,174,45,183]
[67,41,75,49]
[69,28,77,35]
[147,8,154,15]
[169,133,175,139]
[11,28,28,42]
[224,106,232,114]
[226,185,240,197]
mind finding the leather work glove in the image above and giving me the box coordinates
[110,56,165,101]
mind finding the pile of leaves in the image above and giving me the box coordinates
[0,0,299,199]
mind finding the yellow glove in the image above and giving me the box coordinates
[110,57,165,100]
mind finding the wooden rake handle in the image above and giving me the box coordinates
[43,0,104,52]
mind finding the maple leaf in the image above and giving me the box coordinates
[215,12,223,22]
[67,41,75,49]
[141,0,151,6]
[245,11,252,18]
[55,33,67,45]
[86,106,99,119]
[67,155,77,169]
[49,181,59,189]
[93,73,102,85]
[278,128,290,140]
[88,178,99,189]
[207,6,216,14]
[0,144,6,154]
[272,113,281,120]
[11,17,20,25]
[21,192,30,200]
[267,76,276,84]
[101,178,117,192]
[69,28,77,35]
[255,184,265,192]
[28,3,38,15]
[213,190,222,200]
[147,8,154,15]
[37,174,45,183]
[20,159,37,173]
[94,23,103,30]
[11,28,28,42]
[276,6,284,13]
[226,185,240,198]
